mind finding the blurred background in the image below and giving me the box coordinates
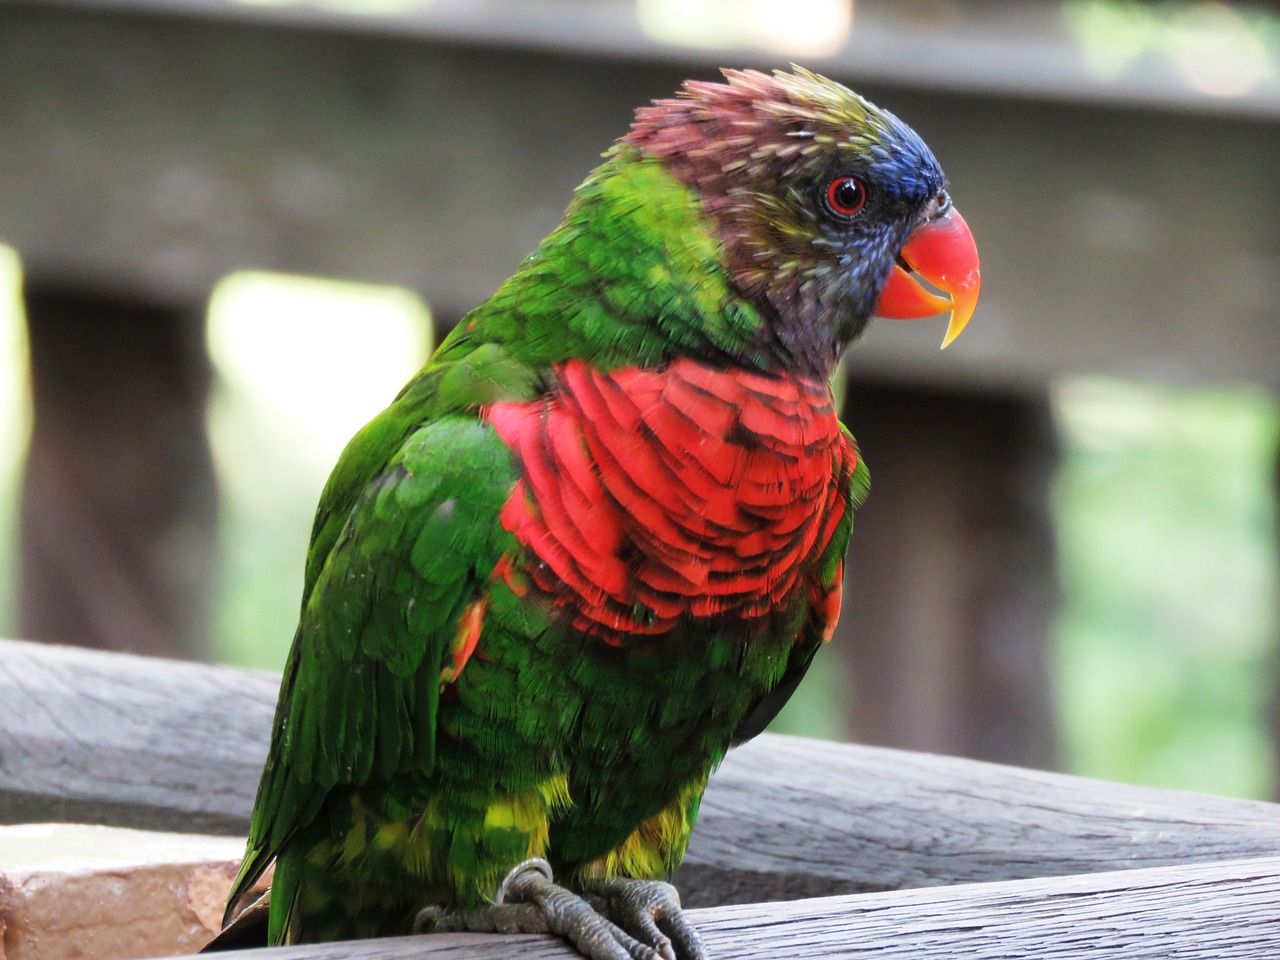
[0,0,1277,798]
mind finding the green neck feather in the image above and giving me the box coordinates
[461,147,772,372]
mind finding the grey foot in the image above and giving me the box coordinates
[413,858,707,960]
[583,875,707,960]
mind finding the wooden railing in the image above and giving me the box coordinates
[3,636,1280,957]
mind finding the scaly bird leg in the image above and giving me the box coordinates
[413,859,707,960]
[580,875,707,960]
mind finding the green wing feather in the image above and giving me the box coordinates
[224,412,518,927]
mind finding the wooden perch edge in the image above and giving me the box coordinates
[681,732,1280,904]
[3,637,1280,911]
[141,855,1280,960]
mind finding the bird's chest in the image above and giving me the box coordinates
[486,358,848,643]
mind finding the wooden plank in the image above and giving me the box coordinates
[3,638,1280,907]
[146,855,1280,959]
[682,734,1280,904]
[0,638,277,834]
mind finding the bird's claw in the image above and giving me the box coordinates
[584,876,707,960]
[413,859,706,960]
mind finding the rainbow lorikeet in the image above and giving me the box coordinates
[219,67,979,960]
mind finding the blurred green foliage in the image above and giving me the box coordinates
[1054,379,1278,798]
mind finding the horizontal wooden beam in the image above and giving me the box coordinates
[683,733,1280,904]
[3,637,1280,907]
[146,855,1280,960]
[0,638,276,834]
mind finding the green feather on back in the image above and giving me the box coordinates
[227,416,520,934]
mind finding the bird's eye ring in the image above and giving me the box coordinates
[823,176,867,219]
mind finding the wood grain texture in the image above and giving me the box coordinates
[3,638,1280,907]
[0,638,276,833]
[683,734,1280,904]
[149,856,1280,959]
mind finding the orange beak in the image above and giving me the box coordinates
[872,208,981,349]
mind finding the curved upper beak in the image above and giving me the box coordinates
[872,208,981,349]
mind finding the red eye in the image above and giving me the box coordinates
[824,176,867,218]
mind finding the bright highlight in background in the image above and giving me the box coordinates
[0,247,29,474]
[206,271,433,668]
[638,0,852,58]
[0,247,30,637]
[208,271,432,475]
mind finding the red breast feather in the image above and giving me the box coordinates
[486,358,853,642]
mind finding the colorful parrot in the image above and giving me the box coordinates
[218,67,980,960]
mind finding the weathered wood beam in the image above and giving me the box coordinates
[146,856,1280,960]
[680,732,1280,904]
[2,638,1279,908]
[0,638,275,834]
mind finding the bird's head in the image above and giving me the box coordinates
[624,67,980,376]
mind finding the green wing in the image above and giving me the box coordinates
[225,413,517,923]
